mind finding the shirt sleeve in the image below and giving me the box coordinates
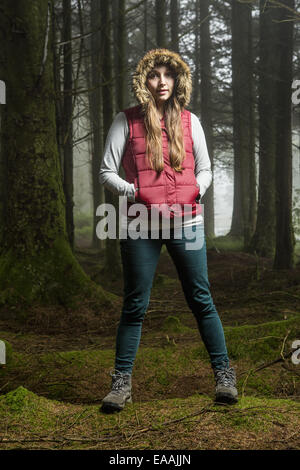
[191,112,212,198]
[99,111,136,202]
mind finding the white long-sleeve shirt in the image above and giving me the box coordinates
[99,111,212,229]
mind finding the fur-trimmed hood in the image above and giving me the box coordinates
[132,48,192,110]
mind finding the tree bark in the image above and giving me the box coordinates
[200,0,215,238]
[170,0,179,53]
[62,0,75,251]
[249,0,278,257]
[144,0,148,52]
[230,0,256,247]
[155,0,167,48]
[112,0,126,113]
[101,0,121,275]
[90,0,104,249]
[273,0,295,269]
[52,1,63,176]
[192,0,201,114]
[0,0,108,310]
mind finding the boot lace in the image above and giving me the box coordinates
[110,370,130,394]
[215,367,236,387]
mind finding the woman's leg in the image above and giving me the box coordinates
[115,236,163,373]
[165,224,229,370]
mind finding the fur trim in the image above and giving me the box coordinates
[132,48,192,110]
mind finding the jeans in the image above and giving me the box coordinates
[115,224,229,373]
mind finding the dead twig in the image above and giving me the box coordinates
[280,330,291,361]
[238,351,293,377]
[241,368,253,399]
[281,363,300,377]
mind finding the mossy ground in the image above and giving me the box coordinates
[0,236,299,450]
[0,387,299,450]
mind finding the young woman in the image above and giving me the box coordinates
[99,49,238,412]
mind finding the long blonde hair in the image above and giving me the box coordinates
[143,69,186,173]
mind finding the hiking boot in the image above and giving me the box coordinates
[101,370,132,413]
[213,364,238,404]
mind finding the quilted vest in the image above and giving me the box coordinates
[122,104,201,220]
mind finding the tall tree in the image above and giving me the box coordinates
[62,0,75,250]
[90,0,104,249]
[52,1,63,174]
[200,0,215,238]
[112,0,127,113]
[249,0,278,257]
[192,0,201,114]
[170,0,179,53]
[155,0,167,48]
[101,0,121,275]
[0,0,107,309]
[230,0,256,247]
[274,0,295,268]
[144,0,148,52]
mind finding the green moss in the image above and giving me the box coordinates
[0,386,64,435]
[215,395,299,432]
[0,388,298,450]
[1,386,35,413]
[0,318,299,404]
[0,235,116,314]
[224,317,300,362]
[162,315,192,334]
[242,373,276,397]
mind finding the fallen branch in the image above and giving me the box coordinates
[281,363,300,377]
[238,351,293,377]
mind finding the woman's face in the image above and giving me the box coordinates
[146,65,175,105]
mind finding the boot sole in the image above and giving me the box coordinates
[215,393,238,405]
[101,396,132,414]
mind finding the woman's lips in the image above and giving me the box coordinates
[158,90,168,94]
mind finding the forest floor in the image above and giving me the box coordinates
[0,236,299,450]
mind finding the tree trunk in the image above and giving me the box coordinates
[249,0,278,257]
[144,0,148,52]
[200,0,215,238]
[155,0,167,48]
[52,1,63,176]
[90,0,104,249]
[62,0,75,251]
[113,0,126,113]
[273,0,295,269]
[101,0,121,276]
[192,0,201,114]
[170,0,179,53]
[0,0,108,311]
[230,0,256,247]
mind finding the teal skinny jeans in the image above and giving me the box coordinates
[115,224,229,373]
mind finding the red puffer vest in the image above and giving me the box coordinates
[122,104,201,220]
